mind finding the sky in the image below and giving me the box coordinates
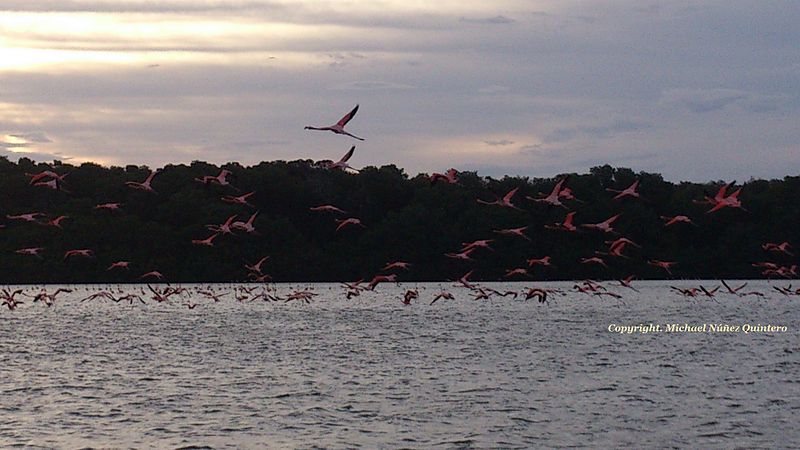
[0,0,798,182]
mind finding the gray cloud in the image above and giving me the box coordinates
[543,120,652,144]
[0,1,798,182]
[459,15,515,25]
[484,139,515,146]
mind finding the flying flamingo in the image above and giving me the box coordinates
[694,182,732,206]
[34,178,68,192]
[367,273,397,290]
[762,241,793,256]
[7,213,45,223]
[580,256,609,268]
[430,290,454,305]
[207,215,237,235]
[305,105,364,140]
[606,179,640,200]
[445,248,476,261]
[527,178,568,208]
[477,187,523,210]
[580,214,621,234]
[26,170,67,184]
[660,215,696,227]
[106,261,131,271]
[460,239,494,252]
[245,256,270,275]
[617,275,639,292]
[335,218,365,232]
[15,247,44,258]
[95,202,124,211]
[545,211,578,232]
[222,191,256,207]
[430,168,459,185]
[46,215,69,228]
[231,212,259,235]
[382,261,412,271]
[504,268,530,278]
[140,271,164,280]
[558,187,582,202]
[326,146,359,171]
[648,259,677,275]
[402,289,418,305]
[527,256,554,267]
[64,249,93,261]
[196,169,233,186]
[310,205,347,214]
[126,169,160,193]
[191,233,219,247]
[706,187,747,213]
[493,226,531,241]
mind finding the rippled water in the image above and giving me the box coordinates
[1,281,798,449]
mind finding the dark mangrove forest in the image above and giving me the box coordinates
[0,156,797,283]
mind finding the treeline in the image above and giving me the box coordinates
[0,156,797,283]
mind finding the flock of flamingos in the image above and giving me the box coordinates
[2,105,798,310]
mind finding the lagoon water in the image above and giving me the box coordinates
[1,281,798,449]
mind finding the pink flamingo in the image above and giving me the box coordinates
[245,256,270,275]
[606,179,640,200]
[382,261,412,271]
[305,104,364,140]
[445,248,476,261]
[706,187,747,213]
[580,256,608,268]
[207,215,238,235]
[477,187,523,210]
[527,178,568,208]
[64,249,93,261]
[493,226,531,241]
[559,187,582,202]
[545,211,578,232]
[660,215,696,227]
[504,268,529,278]
[326,146,358,171]
[140,271,164,280]
[126,169,160,193]
[617,275,638,292]
[367,273,397,290]
[527,256,554,267]
[7,213,45,223]
[222,191,255,207]
[231,212,259,235]
[106,261,131,271]
[15,247,44,258]
[34,178,68,192]
[26,170,67,184]
[46,215,69,228]
[430,168,459,185]
[310,205,347,214]
[95,202,123,211]
[196,169,233,186]
[762,241,793,256]
[191,233,219,247]
[335,218,365,232]
[580,214,621,234]
[648,259,677,275]
[460,239,494,252]
[430,290,454,305]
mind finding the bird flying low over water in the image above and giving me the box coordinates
[305,105,364,141]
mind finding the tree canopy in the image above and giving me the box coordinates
[1,156,797,283]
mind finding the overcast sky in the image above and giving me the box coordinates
[0,1,798,181]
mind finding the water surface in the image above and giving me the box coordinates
[1,281,798,448]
